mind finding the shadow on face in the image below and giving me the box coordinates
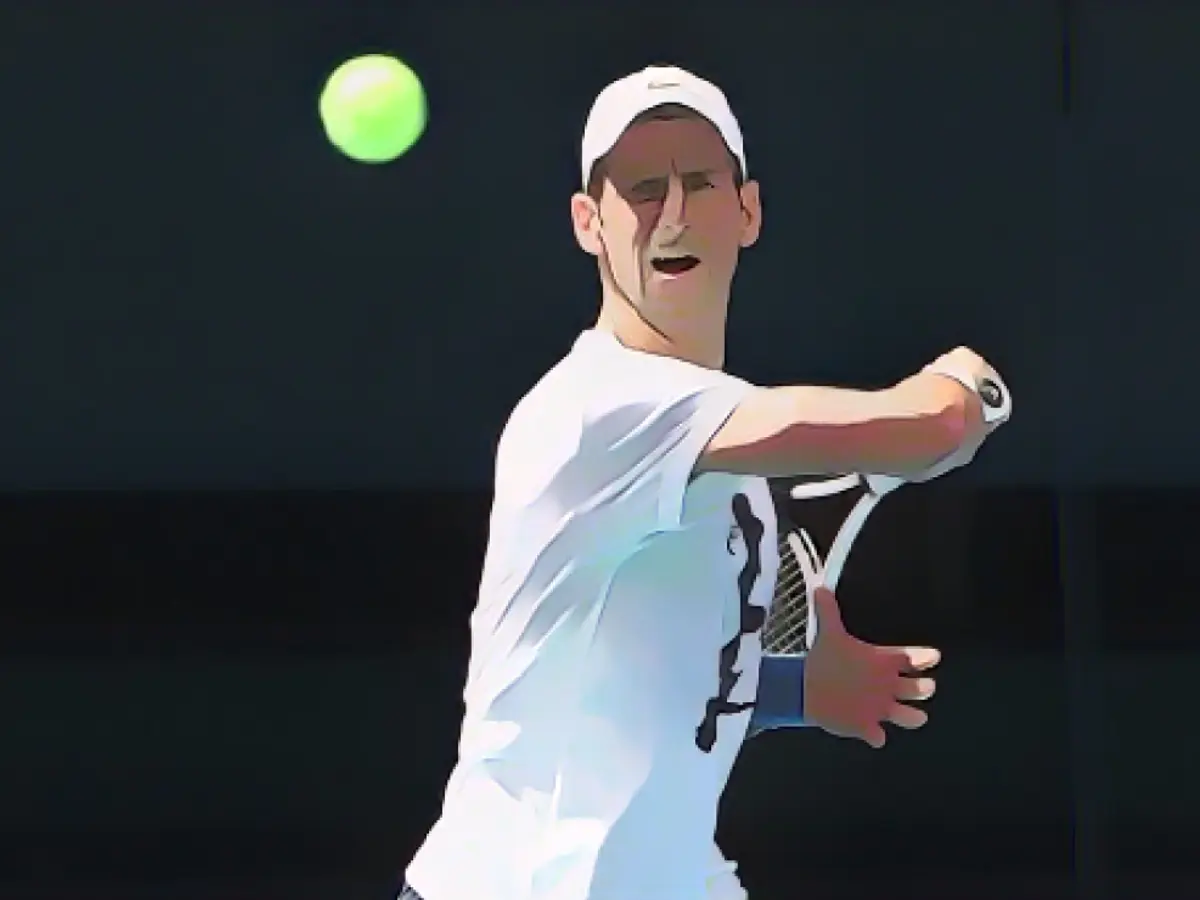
[570,106,762,313]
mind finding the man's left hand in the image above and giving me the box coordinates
[803,586,940,749]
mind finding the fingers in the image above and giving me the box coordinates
[854,703,927,750]
[872,659,937,745]
[893,675,936,702]
[891,646,941,672]
[886,702,929,731]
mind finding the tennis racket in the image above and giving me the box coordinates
[763,374,1013,655]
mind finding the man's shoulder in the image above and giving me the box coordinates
[497,333,624,435]
[497,330,752,468]
[502,350,581,434]
[516,332,747,415]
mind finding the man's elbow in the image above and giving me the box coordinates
[890,372,977,467]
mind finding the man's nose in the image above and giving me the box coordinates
[658,173,687,229]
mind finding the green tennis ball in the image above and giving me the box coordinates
[319,55,427,163]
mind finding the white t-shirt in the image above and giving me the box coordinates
[407,330,778,900]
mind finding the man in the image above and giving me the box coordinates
[404,65,1004,900]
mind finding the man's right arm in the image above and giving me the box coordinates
[698,371,982,478]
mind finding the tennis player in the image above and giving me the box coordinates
[403,65,1002,900]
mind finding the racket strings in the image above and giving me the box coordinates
[764,478,858,655]
[763,529,820,655]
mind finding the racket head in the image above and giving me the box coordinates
[765,475,894,654]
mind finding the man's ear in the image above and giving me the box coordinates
[738,179,762,248]
[571,192,602,256]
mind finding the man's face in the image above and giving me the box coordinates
[572,111,761,340]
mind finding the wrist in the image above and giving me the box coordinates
[923,363,1011,430]
[752,653,808,731]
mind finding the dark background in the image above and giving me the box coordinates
[2,1,1197,898]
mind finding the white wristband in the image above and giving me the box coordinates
[922,361,1012,427]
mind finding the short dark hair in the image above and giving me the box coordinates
[585,104,744,200]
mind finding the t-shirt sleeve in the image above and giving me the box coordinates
[580,352,753,535]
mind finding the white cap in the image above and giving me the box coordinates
[580,65,747,189]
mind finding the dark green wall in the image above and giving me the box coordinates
[5,0,1200,895]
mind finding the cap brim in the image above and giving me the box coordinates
[581,86,747,188]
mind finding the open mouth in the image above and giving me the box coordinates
[650,256,700,276]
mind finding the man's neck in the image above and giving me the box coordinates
[595,297,726,370]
